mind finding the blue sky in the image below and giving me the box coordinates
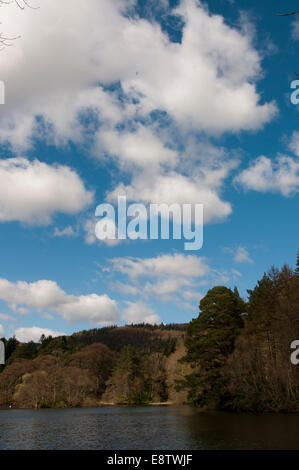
[0,0,298,342]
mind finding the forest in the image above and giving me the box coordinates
[0,254,298,412]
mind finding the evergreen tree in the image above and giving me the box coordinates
[117,345,143,376]
[7,341,38,363]
[108,345,148,404]
[181,286,246,408]
[5,336,18,361]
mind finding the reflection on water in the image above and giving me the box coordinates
[0,406,298,450]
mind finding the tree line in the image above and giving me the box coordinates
[180,253,299,412]
[0,326,184,408]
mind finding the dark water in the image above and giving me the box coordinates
[0,406,299,450]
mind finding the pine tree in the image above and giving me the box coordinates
[181,286,246,408]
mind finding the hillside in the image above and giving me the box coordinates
[0,324,189,409]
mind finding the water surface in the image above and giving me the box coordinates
[0,406,298,450]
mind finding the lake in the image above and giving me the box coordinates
[0,406,298,450]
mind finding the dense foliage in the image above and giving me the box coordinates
[0,326,183,408]
[181,259,299,412]
[180,286,246,408]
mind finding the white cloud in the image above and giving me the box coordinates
[0,0,275,148]
[12,306,29,316]
[0,278,120,326]
[109,253,210,280]
[137,0,276,133]
[224,245,253,264]
[236,155,299,196]
[0,0,277,227]
[0,279,67,310]
[107,170,232,224]
[107,253,235,307]
[0,324,4,337]
[14,327,66,343]
[60,294,119,325]
[53,226,77,238]
[182,290,203,302]
[0,313,15,322]
[110,282,139,297]
[84,217,120,246]
[0,158,93,225]
[108,253,210,305]
[234,246,253,264]
[84,218,97,245]
[123,301,161,325]
[232,268,242,278]
[289,131,299,157]
[97,125,178,171]
[145,278,187,297]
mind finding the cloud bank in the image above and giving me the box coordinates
[0,158,93,224]
[14,326,66,343]
[0,278,120,326]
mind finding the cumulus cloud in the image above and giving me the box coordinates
[53,226,77,238]
[0,279,67,310]
[236,155,299,196]
[0,278,120,326]
[105,139,239,223]
[107,170,232,224]
[0,0,277,225]
[97,125,178,172]
[182,290,203,302]
[60,294,119,325]
[107,253,210,304]
[145,278,188,297]
[84,217,120,246]
[0,324,4,337]
[108,253,210,280]
[224,245,253,264]
[0,158,93,224]
[0,0,275,147]
[123,301,161,325]
[14,327,66,343]
[289,131,299,157]
[234,246,253,264]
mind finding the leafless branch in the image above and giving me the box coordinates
[277,11,299,16]
[0,0,38,10]
[0,0,39,51]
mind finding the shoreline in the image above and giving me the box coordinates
[0,401,178,411]
[1,404,299,414]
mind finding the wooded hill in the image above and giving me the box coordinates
[0,324,189,409]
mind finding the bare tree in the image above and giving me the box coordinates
[0,0,39,51]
